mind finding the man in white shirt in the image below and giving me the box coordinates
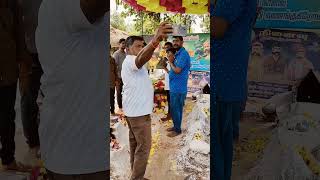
[36,0,109,179]
[121,22,173,180]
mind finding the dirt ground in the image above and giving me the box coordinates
[231,113,276,180]
[144,99,195,180]
[144,101,274,180]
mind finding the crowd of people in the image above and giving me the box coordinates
[110,22,191,179]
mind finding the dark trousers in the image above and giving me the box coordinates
[110,87,115,114]
[213,101,241,180]
[47,170,110,180]
[0,83,17,165]
[116,79,123,109]
[166,90,170,114]
[235,100,246,140]
[20,53,42,148]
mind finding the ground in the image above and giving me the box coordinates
[144,99,195,180]
[144,119,186,180]
[111,96,210,180]
[231,113,275,180]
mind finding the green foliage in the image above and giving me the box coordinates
[134,13,161,35]
[113,0,208,35]
[200,15,210,33]
[111,12,126,31]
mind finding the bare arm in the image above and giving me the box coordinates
[164,66,169,73]
[135,22,173,69]
[211,0,245,39]
[210,0,228,39]
[211,16,228,39]
[135,41,158,69]
[169,61,182,74]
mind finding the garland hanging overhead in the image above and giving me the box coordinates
[122,0,209,14]
[122,0,146,11]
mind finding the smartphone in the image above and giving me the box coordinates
[170,25,187,36]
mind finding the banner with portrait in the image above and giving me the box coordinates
[187,71,210,93]
[248,29,320,99]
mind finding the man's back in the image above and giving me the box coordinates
[36,0,109,174]
[212,0,257,101]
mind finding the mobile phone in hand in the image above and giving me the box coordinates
[171,25,187,36]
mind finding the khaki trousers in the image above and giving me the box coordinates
[126,115,152,180]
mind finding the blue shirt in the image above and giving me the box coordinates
[211,0,257,102]
[169,47,191,93]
